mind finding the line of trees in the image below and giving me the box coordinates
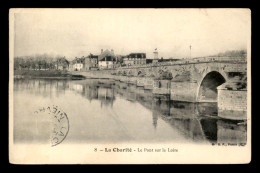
[214,50,247,57]
[14,54,69,71]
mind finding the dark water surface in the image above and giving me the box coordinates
[13,79,247,145]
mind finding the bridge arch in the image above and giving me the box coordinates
[128,70,133,76]
[137,69,146,77]
[122,71,127,76]
[196,71,227,102]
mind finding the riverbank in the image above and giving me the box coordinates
[14,70,86,80]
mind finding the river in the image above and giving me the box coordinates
[13,78,247,145]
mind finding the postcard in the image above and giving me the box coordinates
[9,8,251,164]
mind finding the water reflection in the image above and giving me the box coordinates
[14,78,70,98]
[14,78,247,145]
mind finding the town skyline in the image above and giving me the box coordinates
[13,9,250,60]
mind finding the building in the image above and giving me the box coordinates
[84,54,99,70]
[69,57,84,71]
[74,61,84,71]
[98,49,116,69]
[55,57,69,71]
[123,53,146,66]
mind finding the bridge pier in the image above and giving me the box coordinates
[143,78,154,90]
[119,76,128,83]
[153,79,171,95]
[170,81,198,102]
[217,85,247,120]
[127,76,137,85]
[136,77,145,87]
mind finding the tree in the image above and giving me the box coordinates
[14,57,21,70]
[14,53,70,71]
[25,58,31,70]
[216,49,247,57]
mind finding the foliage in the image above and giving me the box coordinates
[14,54,69,71]
[213,50,247,57]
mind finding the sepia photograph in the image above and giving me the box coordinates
[9,8,251,164]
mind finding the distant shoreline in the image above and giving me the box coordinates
[14,70,86,80]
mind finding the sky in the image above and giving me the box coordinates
[13,8,250,60]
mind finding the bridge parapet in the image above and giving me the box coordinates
[117,56,247,70]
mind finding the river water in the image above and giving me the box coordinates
[13,78,247,145]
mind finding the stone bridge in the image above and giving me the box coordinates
[114,56,247,103]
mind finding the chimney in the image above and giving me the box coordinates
[111,49,114,54]
[101,49,103,54]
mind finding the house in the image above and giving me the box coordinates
[123,53,146,66]
[55,57,69,71]
[68,61,74,71]
[70,57,84,71]
[98,49,116,69]
[74,62,83,71]
[84,54,99,70]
